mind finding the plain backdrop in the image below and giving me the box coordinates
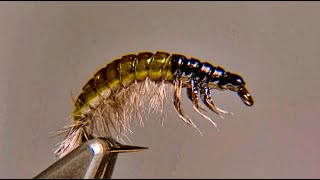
[0,1,320,178]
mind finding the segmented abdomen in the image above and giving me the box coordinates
[73,51,176,121]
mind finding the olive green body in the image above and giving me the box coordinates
[73,51,174,121]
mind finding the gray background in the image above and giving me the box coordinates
[0,1,319,178]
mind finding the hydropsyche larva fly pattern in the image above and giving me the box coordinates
[54,51,254,158]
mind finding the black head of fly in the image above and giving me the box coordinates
[218,72,254,106]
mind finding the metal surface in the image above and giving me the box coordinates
[33,138,147,179]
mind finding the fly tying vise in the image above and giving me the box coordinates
[55,51,254,158]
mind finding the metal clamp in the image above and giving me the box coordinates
[33,138,147,179]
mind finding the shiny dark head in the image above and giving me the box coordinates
[218,72,254,106]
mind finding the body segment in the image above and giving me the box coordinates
[72,51,177,121]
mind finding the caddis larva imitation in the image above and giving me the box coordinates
[55,51,254,158]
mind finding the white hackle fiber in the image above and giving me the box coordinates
[54,79,172,158]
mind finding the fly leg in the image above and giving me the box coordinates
[173,79,203,135]
[186,78,207,112]
[200,85,234,119]
[187,79,219,130]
